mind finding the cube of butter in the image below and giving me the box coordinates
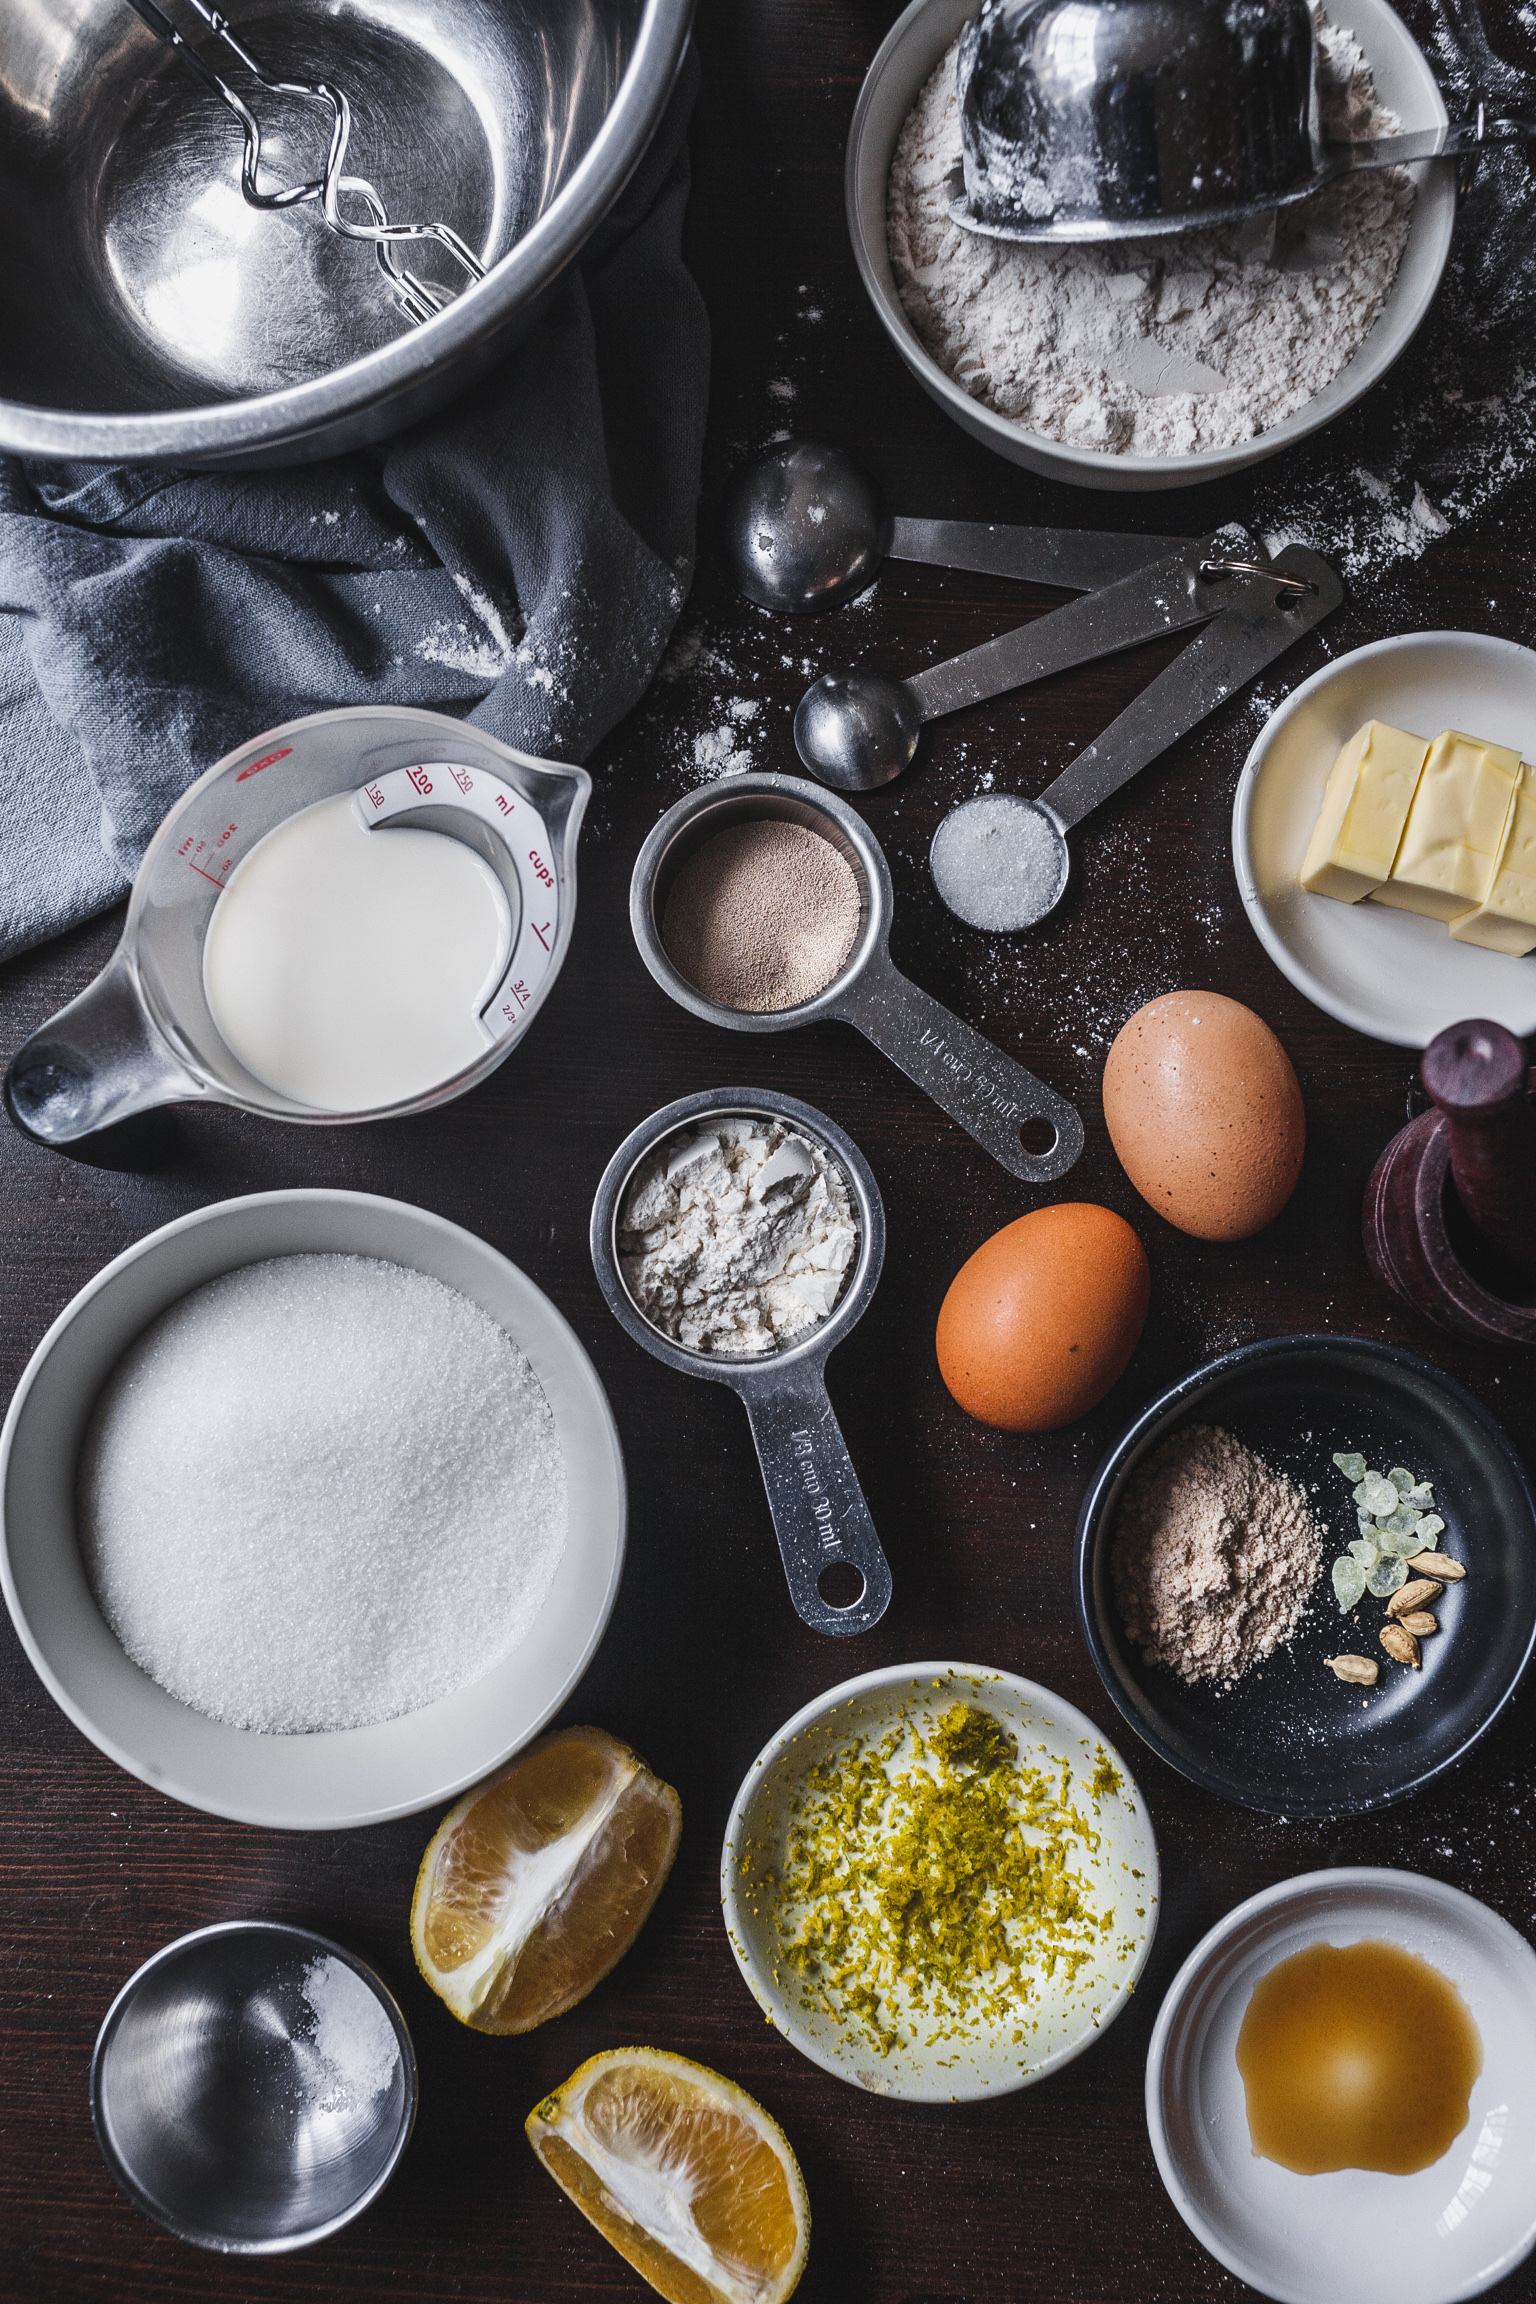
[1299,720,1430,902]
[1449,762,1536,954]
[1371,729,1523,921]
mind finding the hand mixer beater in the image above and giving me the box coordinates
[122,0,485,327]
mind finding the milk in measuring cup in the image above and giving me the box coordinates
[203,790,512,1111]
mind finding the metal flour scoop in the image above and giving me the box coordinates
[951,0,1532,244]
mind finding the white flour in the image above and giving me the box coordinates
[887,20,1415,455]
[619,1118,858,1355]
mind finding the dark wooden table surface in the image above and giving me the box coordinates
[5,3,1536,2297]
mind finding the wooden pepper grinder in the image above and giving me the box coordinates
[1363,1018,1536,1344]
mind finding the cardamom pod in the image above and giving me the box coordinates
[1324,1654,1379,1685]
[1395,1610,1438,1637]
[1380,1623,1421,1668]
[1387,1577,1443,1619]
[1407,1551,1464,1581]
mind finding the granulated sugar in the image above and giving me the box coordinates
[930,795,1063,929]
[80,1255,567,1733]
[1111,1423,1323,1687]
[662,819,860,1010]
[888,20,1413,456]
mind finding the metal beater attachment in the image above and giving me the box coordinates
[122,0,484,326]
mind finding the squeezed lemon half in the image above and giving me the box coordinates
[526,2047,810,2304]
[410,1725,681,2033]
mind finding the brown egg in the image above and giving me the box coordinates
[1102,990,1305,1241]
[936,1203,1150,1433]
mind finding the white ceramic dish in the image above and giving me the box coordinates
[0,1191,626,1831]
[1233,631,1536,1047]
[720,1662,1158,2101]
[1146,1867,1536,2304]
[845,0,1455,492]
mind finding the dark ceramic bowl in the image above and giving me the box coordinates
[1075,1335,1536,1818]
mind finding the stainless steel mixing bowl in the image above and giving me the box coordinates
[0,0,692,466]
[92,1922,417,2252]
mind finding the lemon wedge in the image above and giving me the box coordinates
[410,1725,680,2033]
[527,2047,810,2304]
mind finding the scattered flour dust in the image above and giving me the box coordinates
[887,18,1414,455]
[693,696,761,778]
[416,575,518,679]
[80,1254,568,1733]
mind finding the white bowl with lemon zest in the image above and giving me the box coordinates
[720,1662,1159,2103]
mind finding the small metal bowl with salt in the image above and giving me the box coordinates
[91,1922,416,2253]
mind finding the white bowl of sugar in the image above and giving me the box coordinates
[0,1191,626,1830]
[847,0,1457,490]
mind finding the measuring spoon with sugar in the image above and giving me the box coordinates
[929,544,1343,931]
[591,1089,893,1638]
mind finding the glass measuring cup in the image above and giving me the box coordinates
[6,705,588,1146]
[590,1089,893,1637]
[629,776,1083,1182]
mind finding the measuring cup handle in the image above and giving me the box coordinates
[5,949,204,1147]
[737,1368,892,1637]
[836,959,1084,1182]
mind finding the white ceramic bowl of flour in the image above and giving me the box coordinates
[0,1192,626,1830]
[846,0,1456,491]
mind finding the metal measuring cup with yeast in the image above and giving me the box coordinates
[629,775,1082,1182]
[591,1089,892,1636]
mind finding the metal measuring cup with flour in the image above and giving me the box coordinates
[591,1090,892,1637]
[630,776,1082,1182]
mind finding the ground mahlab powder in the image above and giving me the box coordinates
[662,819,861,1012]
[1111,1423,1323,1687]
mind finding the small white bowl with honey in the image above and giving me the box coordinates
[1146,1867,1536,2304]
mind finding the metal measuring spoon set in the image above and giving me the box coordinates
[719,440,1343,927]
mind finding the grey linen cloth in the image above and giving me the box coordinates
[0,53,707,961]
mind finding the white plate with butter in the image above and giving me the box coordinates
[1233,633,1536,1047]
[720,1662,1158,2102]
[1146,1867,1536,2304]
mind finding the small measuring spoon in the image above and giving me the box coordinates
[792,532,1286,793]
[630,776,1083,1183]
[720,439,1185,615]
[590,1089,893,1637]
[929,544,1344,931]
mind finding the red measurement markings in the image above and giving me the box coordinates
[179,825,239,886]
[528,848,554,888]
[235,746,291,783]
[407,765,434,796]
[494,791,514,818]
[502,980,532,1018]
[532,919,553,951]
[363,781,386,811]
[447,764,474,795]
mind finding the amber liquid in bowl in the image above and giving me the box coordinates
[1236,1938,1482,2175]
